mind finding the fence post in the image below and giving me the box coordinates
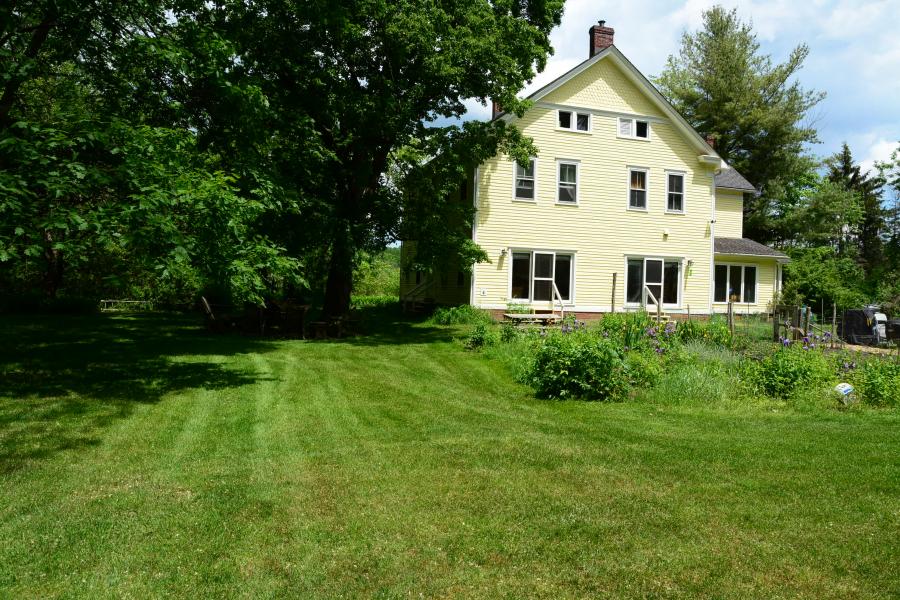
[773,305,780,342]
[831,304,837,349]
[727,301,734,336]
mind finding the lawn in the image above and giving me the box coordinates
[1,311,898,598]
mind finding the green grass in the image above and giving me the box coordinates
[1,312,898,598]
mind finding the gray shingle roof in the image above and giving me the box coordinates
[715,237,788,258]
[715,168,756,192]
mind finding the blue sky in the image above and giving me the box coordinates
[462,0,900,174]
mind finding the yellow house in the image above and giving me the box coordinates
[402,21,788,317]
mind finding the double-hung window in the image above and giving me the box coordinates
[626,257,681,307]
[510,251,573,302]
[618,117,650,139]
[714,264,757,303]
[666,172,685,213]
[557,161,578,204]
[628,168,648,210]
[558,110,590,132]
[514,159,536,201]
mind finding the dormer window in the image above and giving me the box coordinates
[618,117,650,139]
[558,110,590,132]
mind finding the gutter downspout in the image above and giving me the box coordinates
[709,169,718,315]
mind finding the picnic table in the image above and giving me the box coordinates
[503,313,561,325]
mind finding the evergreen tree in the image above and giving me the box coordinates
[654,6,824,242]
[826,143,885,276]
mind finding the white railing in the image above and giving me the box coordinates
[641,285,663,322]
[402,278,434,311]
[552,281,566,320]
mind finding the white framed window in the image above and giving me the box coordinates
[666,171,685,213]
[557,160,579,204]
[714,263,757,303]
[618,117,650,140]
[558,110,591,132]
[513,158,536,201]
[510,250,574,302]
[628,167,648,210]
[625,257,682,307]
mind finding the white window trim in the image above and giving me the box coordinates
[556,159,580,205]
[627,166,649,212]
[713,262,759,304]
[512,157,538,203]
[617,117,651,141]
[623,255,684,309]
[507,248,577,305]
[665,170,686,214]
[556,109,592,134]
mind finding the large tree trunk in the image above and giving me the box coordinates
[322,221,354,319]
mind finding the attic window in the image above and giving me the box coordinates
[619,117,650,139]
[558,110,590,132]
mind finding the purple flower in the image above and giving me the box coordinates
[782,338,791,347]
[802,336,810,345]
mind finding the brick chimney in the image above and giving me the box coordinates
[705,135,716,149]
[589,20,615,57]
[491,100,502,119]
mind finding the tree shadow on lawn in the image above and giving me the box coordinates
[0,313,277,473]
[329,305,457,347]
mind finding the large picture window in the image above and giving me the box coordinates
[714,264,757,303]
[626,257,681,306]
[510,251,573,302]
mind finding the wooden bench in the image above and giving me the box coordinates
[503,313,561,325]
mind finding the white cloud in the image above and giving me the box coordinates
[859,138,899,175]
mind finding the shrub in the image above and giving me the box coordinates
[527,332,629,400]
[624,348,664,388]
[853,359,900,407]
[499,321,519,343]
[431,305,494,326]
[464,323,497,349]
[743,344,833,399]
[351,294,399,309]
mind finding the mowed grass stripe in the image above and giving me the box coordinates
[0,313,897,598]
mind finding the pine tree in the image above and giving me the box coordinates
[654,6,824,243]
[826,143,885,276]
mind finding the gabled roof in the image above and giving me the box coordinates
[715,237,788,259]
[495,45,722,160]
[715,169,756,192]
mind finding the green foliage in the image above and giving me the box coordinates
[353,248,400,297]
[431,305,494,326]
[783,246,868,310]
[653,6,824,242]
[743,345,834,399]
[527,332,629,401]
[676,319,733,346]
[464,323,497,350]
[624,349,664,389]
[597,312,655,349]
[351,295,399,309]
[852,359,900,407]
